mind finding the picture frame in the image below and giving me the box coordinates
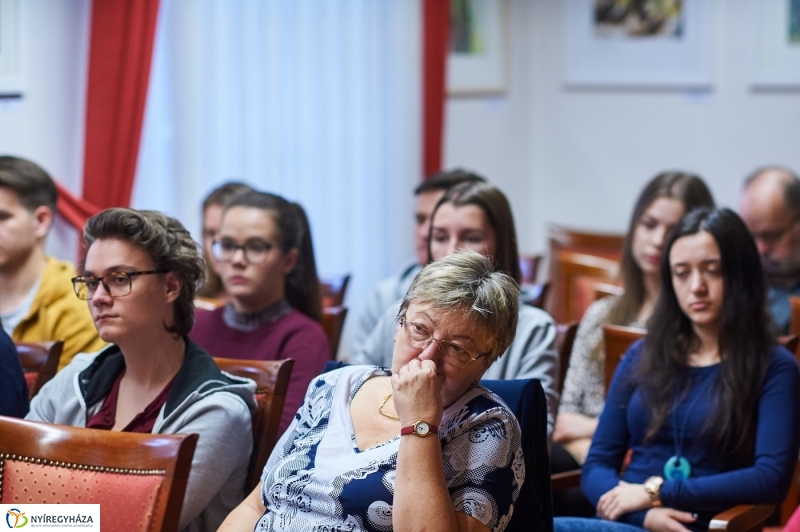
[447,0,508,96]
[748,0,800,88]
[0,0,25,96]
[562,0,714,89]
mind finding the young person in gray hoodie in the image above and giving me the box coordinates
[27,208,256,532]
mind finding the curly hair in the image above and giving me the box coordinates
[83,208,205,338]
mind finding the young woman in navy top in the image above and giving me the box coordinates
[556,208,800,532]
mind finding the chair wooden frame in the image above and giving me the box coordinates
[554,322,579,396]
[214,357,294,491]
[320,274,351,308]
[0,416,197,532]
[547,250,620,323]
[322,305,348,358]
[15,340,64,398]
[601,326,800,531]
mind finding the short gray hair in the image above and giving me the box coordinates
[398,250,520,363]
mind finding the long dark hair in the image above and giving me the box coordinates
[640,208,773,465]
[426,181,522,284]
[224,191,322,323]
[608,171,715,326]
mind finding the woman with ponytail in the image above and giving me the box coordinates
[191,191,329,434]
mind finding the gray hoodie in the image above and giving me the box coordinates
[26,340,256,532]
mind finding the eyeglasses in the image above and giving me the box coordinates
[212,238,274,265]
[71,270,167,300]
[398,317,486,368]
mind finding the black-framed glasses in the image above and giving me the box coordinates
[398,317,486,368]
[71,270,167,300]
[211,238,274,264]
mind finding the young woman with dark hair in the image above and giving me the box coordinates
[190,191,329,434]
[555,208,800,532]
[554,172,715,482]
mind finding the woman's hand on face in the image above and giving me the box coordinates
[391,359,444,427]
[643,508,696,532]
[596,481,653,521]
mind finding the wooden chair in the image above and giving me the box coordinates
[214,357,294,492]
[15,340,64,398]
[546,226,624,323]
[602,327,800,531]
[320,274,351,307]
[194,296,224,311]
[0,416,197,532]
[554,322,579,396]
[519,254,543,284]
[322,305,348,357]
[547,250,620,323]
[593,281,624,302]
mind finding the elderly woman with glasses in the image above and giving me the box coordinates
[26,208,256,532]
[219,250,525,532]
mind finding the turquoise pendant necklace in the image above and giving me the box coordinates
[663,374,714,481]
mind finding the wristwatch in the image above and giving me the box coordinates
[643,476,664,507]
[400,420,437,437]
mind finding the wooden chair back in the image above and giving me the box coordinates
[322,305,348,357]
[15,341,64,398]
[214,357,294,492]
[548,225,626,257]
[554,322,579,396]
[194,297,225,311]
[519,254,543,284]
[320,274,351,307]
[546,225,624,323]
[547,250,620,323]
[0,416,197,532]
[602,324,646,397]
[593,281,624,302]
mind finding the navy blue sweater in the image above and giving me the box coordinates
[0,328,28,418]
[582,340,800,530]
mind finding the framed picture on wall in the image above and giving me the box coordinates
[563,0,714,89]
[447,0,508,96]
[0,0,25,96]
[748,0,800,88]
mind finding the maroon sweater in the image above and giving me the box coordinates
[190,307,330,435]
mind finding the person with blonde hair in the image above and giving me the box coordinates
[220,250,525,532]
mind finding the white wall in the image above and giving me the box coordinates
[445,0,800,259]
[0,0,91,261]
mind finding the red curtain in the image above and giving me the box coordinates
[80,0,160,213]
[422,0,450,177]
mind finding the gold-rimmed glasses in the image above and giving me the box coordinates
[398,317,486,368]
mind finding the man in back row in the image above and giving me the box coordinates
[0,156,104,369]
[337,169,486,360]
[739,165,800,334]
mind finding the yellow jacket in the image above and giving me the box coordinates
[12,257,105,370]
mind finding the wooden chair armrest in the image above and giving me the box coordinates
[708,504,774,532]
[551,469,582,492]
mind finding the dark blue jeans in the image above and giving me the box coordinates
[554,517,643,531]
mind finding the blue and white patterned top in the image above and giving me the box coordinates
[257,365,525,532]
